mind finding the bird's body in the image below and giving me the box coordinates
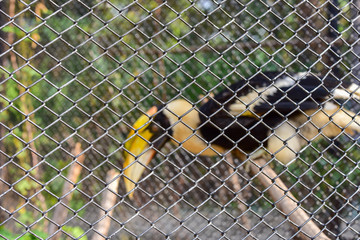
[123,72,360,196]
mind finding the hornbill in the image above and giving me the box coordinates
[123,72,360,196]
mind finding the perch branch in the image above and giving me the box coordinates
[250,158,330,240]
[48,143,85,238]
[225,154,251,230]
[92,169,120,240]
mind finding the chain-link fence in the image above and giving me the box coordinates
[0,0,360,239]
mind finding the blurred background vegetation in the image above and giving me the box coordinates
[0,0,359,239]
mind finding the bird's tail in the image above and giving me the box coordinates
[333,83,360,101]
[331,83,360,135]
[311,107,360,138]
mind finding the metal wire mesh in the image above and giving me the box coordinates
[0,0,359,239]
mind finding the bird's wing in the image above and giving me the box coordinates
[227,72,341,117]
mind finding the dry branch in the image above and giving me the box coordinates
[226,154,251,230]
[48,143,85,238]
[92,169,120,240]
[250,159,330,240]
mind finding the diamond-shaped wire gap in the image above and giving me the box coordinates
[0,218,27,239]
[91,136,120,161]
[58,109,88,135]
[59,0,92,21]
[137,12,166,38]
[197,173,230,202]
[27,217,52,239]
[46,205,77,234]
[92,106,122,133]
[120,52,154,78]
[60,81,89,106]
[31,21,59,46]
[104,65,135,90]
[105,38,138,66]
[32,184,58,211]
[74,38,105,64]
[149,80,180,105]
[165,0,193,14]
[122,1,150,22]
[165,43,192,67]
[150,55,181,81]
[91,79,122,104]
[109,200,140,227]
[77,120,106,146]
[122,26,152,53]
[76,201,107,228]
[347,163,360,189]
[10,96,41,128]
[193,17,222,40]
[90,52,123,76]
[140,225,166,239]
[177,25,207,51]
[123,213,154,238]
[60,25,91,50]
[45,10,76,34]
[76,158,106,192]
[92,214,123,239]
[1,74,28,100]
[76,90,105,116]
[121,80,153,106]
[181,209,211,238]
[149,154,182,188]
[122,148,169,198]
[45,37,74,62]
[135,73,167,100]
[135,171,168,200]
[173,2,206,30]
[283,11,307,32]
[13,175,42,200]
[92,26,123,51]
[0,187,26,214]
[160,211,194,238]
[207,4,234,28]
[113,121,139,152]
[61,215,92,239]
[72,67,105,92]
[42,116,74,142]
[9,149,43,183]
[61,51,90,76]
[106,12,136,36]
[221,45,248,68]
[134,199,166,227]
[197,223,226,239]
[46,184,91,218]
[3,21,28,46]
[150,4,183,34]
[107,229,137,240]
[137,42,169,67]
[164,155,206,192]
[12,203,44,229]
[29,74,59,100]
[0,106,27,136]
[1,131,27,158]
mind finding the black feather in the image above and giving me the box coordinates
[199,72,340,152]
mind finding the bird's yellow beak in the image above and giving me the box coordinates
[123,106,158,198]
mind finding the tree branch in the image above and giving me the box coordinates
[249,159,330,240]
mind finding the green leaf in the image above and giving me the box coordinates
[62,226,88,240]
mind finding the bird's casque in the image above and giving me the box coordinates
[123,71,360,197]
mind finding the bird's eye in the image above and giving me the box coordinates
[151,124,160,132]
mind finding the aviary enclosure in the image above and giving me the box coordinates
[0,0,359,239]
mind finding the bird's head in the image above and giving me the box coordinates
[123,99,197,198]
